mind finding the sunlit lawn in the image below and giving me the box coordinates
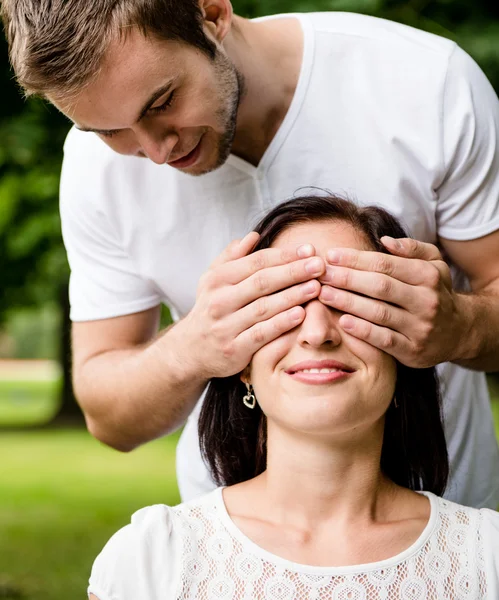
[0,429,180,600]
[0,375,498,600]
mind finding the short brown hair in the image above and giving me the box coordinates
[1,0,217,99]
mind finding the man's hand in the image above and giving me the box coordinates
[177,232,324,379]
[318,236,466,368]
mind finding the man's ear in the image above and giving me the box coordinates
[199,0,233,43]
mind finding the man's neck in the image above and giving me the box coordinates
[225,15,304,166]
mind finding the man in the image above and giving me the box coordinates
[2,0,499,507]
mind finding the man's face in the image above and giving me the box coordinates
[55,29,242,175]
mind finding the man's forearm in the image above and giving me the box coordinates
[453,281,499,371]
[74,322,208,451]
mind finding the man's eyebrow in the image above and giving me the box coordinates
[75,80,175,135]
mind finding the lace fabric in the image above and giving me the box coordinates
[172,490,487,599]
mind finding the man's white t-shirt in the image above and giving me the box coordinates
[60,12,499,508]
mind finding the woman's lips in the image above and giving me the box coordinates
[167,137,202,169]
[285,359,355,385]
[287,371,352,384]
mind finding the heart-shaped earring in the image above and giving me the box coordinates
[242,384,256,409]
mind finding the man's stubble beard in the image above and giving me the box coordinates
[192,50,245,176]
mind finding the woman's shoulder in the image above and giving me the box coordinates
[426,491,499,528]
[426,493,499,566]
[88,505,177,600]
[88,489,223,600]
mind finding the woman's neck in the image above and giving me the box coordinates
[222,422,430,567]
[255,420,397,529]
[226,419,417,531]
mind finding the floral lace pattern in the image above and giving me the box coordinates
[171,492,487,599]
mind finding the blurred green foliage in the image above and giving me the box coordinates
[0,34,70,319]
[0,0,498,356]
[1,304,60,359]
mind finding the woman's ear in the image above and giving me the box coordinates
[240,366,251,385]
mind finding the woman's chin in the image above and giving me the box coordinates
[271,404,363,437]
[265,394,388,440]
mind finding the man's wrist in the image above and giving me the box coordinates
[157,317,211,386]
[451,293,481,363]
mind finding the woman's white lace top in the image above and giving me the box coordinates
[88,488,499,600]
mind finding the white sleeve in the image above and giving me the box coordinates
[60,129,161,322]
[88,504,180,600]
[480,508,499,596]
[436,45,499,241]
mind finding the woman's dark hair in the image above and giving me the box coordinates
[199,194,449,495]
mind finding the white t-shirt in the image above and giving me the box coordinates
[60,12,499,508]
[88,488,499,599]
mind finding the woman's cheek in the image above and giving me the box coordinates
[250,335,292,389]
[343,334,393,368]
[253,335,292,370]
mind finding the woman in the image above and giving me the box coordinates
[88,195,499,600]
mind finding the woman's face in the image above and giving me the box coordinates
[246,219,397,438]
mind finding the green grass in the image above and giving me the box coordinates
[0,429,180,600]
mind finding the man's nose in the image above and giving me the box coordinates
[296,299,342,348]
[133,125,179,165]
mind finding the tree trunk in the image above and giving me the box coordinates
[51,281,84,424]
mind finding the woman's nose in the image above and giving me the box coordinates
[296,299,342,348]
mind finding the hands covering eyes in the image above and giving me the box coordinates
[176,233,459,380]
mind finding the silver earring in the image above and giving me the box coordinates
[243,384,256,409]
[393,395,399,409]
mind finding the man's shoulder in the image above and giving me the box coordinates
[62,126,136,189]
[64,125,119,163]
[61,127,129,214]
[60,127,179,211]
[62,126,179,181]
[304,11,455,60]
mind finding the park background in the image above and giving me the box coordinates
[1,0,499,598]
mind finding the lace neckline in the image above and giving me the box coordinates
[213,487,439,575]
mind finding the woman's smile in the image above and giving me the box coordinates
[284,358,355,385]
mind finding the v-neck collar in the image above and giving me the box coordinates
[226,13,315,178]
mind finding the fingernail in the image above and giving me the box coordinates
[302,281,317,295]
[297,244,314,258]
[327,250,340,263]
[320,286,335,301]
[382,236,402,250]
[305,257,323,275]
[290,307,303,322]
[340,315,354,330]
[325,266,335,282]
[242,231,255,242]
